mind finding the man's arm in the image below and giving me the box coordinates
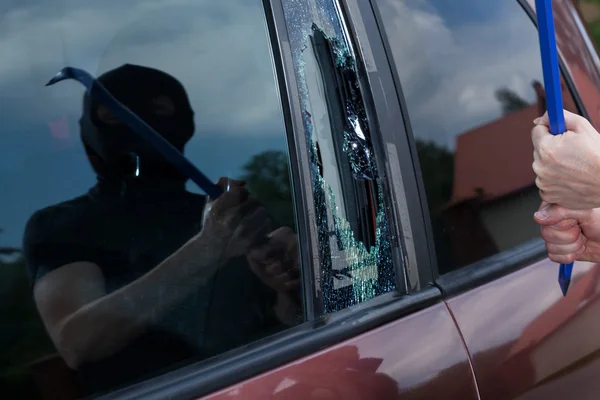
[32,185,271,370]
[34,232,225,369]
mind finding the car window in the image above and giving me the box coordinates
[0,1,302,398]
[374,0,580,274]
[280,0,398,315]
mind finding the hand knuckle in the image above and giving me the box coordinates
[541,230,553,242]
[532,161,542,177]
[231,186,244,195]
[574,116,589,132]
[537,139,551,160]
[565,254,577,264]
[535,176,545,191]
[545,193,557,204]
[532,125,547,140]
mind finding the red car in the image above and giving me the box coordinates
[2,0,600,399]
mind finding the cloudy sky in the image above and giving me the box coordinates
[376,0,544,149]
[0,0,289,247]
[0,0,546,249]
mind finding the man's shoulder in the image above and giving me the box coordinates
[22,194,100,285]
[24,195,93,244]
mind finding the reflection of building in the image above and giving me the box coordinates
[569,66,600,128]
[441,82,580,268]
[577,1,600,23]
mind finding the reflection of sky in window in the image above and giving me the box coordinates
[0,0,287,247]
[376,0,543,149]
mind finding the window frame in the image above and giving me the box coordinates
[342,0,434,294]
[95,0,441,399]
[368,0,591,298]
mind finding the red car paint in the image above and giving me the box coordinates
[204,304,478,400]
[448,259,600,400]
[448,2,600,399]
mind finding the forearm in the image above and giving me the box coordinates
[59,233,223,368]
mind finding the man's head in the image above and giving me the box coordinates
[80,64,195,180]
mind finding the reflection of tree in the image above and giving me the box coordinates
[414,140,455,274]
[415,140,454,212]
[0,229,54,398]
[242,144,456,270]
[242,143,455,223]
[495,88,529,115]
[240,150,296,230]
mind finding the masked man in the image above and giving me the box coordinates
[24,64,301,395]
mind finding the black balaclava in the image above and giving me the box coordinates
[80,64,195,182]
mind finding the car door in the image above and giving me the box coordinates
[102,0,478,398]
[372,0,600,399]
[198,0,481,398]
[0,0,479,399]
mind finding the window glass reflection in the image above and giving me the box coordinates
[0,1,301,398]
[375,0,580,273]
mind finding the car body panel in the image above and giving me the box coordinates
[447,259,600,399]
[446,1,600,399]
[201,303,478,400]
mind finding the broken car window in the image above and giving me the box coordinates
[281,0,396,314]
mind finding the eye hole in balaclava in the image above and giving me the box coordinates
[80,64,195,181]
[95,95,176,125]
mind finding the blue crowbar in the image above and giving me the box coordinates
[535,0,572,296]
[45,67,223,200]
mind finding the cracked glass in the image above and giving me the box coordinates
[281,0,396,314]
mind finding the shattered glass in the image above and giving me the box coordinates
[282,0,395,314]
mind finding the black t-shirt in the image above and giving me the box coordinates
[23,179,281,395]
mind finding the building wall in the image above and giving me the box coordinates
[479,186,542,252]
[579,1,600,24]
